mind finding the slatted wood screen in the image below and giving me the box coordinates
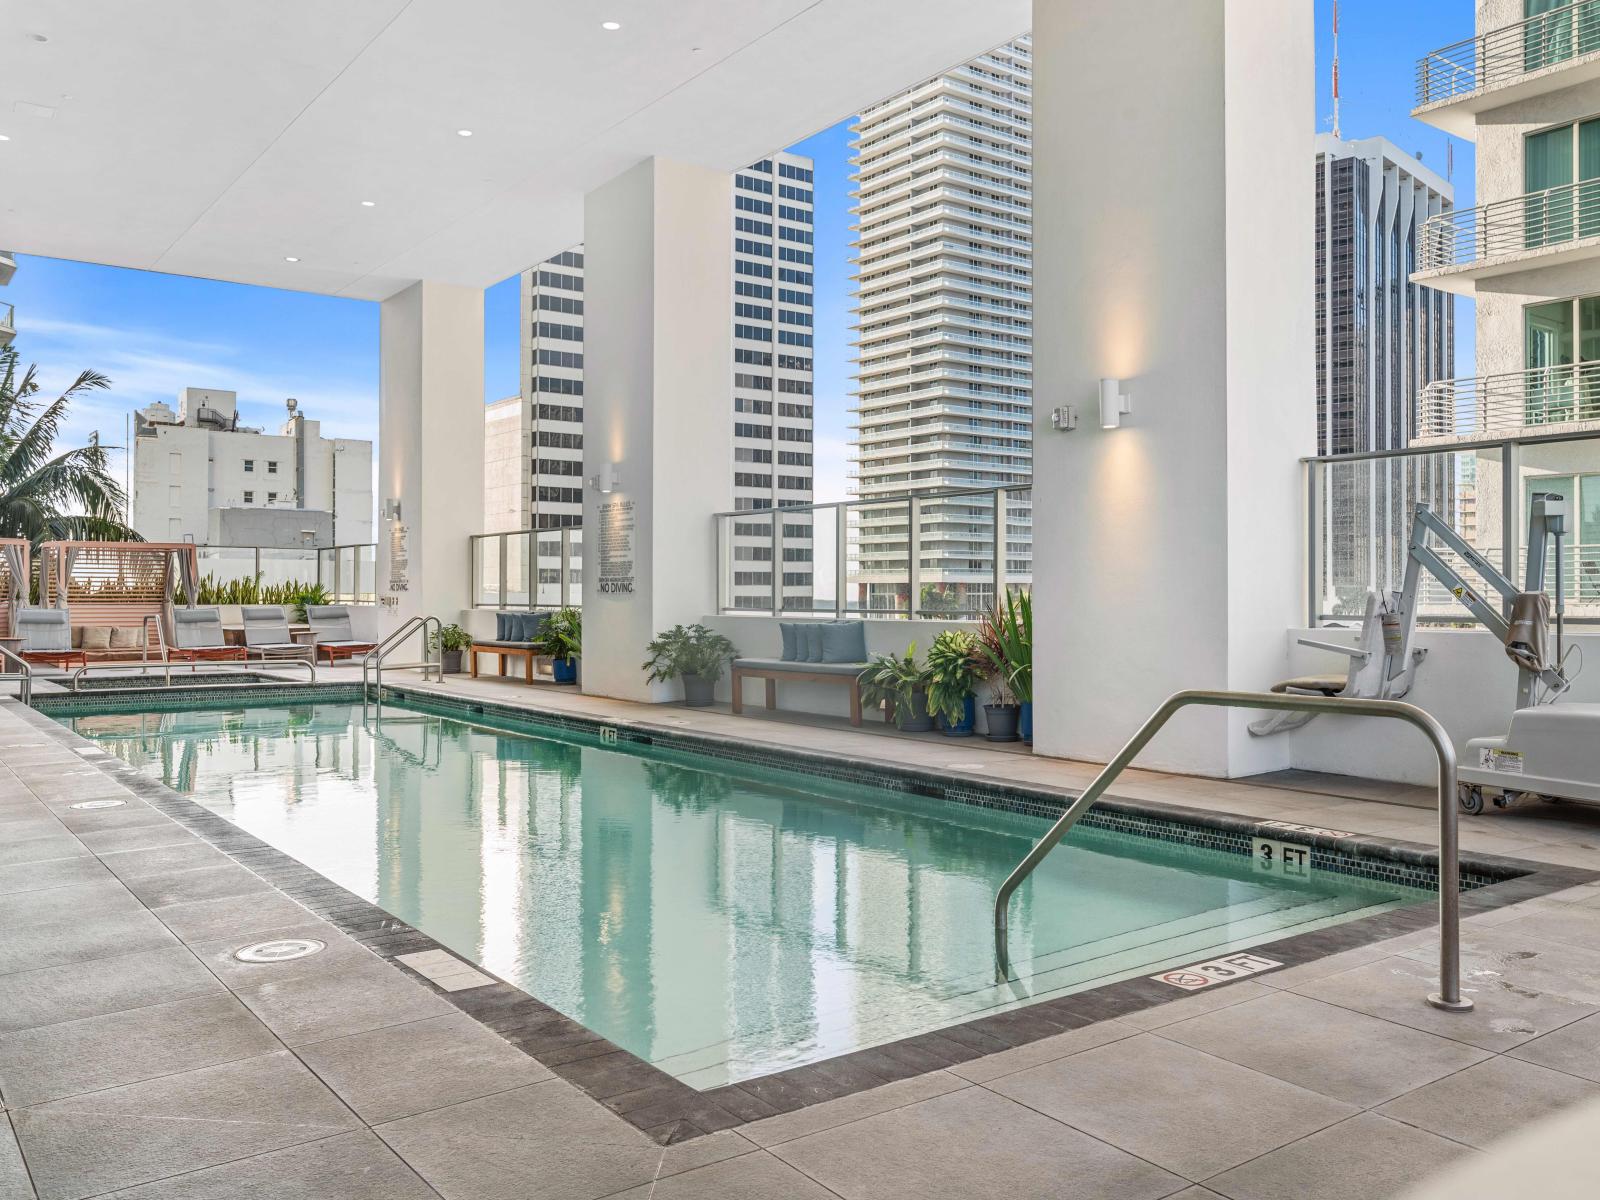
[37,542,199,638]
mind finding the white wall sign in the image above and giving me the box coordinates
[597,499,635,596]
[387,522,410,594]
[1252,837,1313,879]
[1152,952,1283,991]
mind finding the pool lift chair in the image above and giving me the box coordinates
[1247,589,1427,736]
[1388,493,1595,815]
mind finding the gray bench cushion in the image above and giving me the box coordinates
[16,607,70,652]
[473,639,542,650]
[734,657,866,677]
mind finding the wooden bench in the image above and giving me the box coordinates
[730,658,868,726]
[469,641,542,683]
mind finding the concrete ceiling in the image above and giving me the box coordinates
[0,0,1029,301]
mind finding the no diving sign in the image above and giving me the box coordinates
[1152,952,1283,991]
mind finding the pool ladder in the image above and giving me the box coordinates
[993,689,1470,1013]
[0,643,32,705]
[362,614,443,712]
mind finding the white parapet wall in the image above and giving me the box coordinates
[1284,626,1600,786]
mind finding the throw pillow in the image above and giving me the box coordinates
[109,627,143,650]
[496,612,514,641]
[803,623,825,662]
[779,622,798,662]
[82,626,113,651]
[821,621,868,664]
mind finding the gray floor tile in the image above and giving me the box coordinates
[1375,1056,1600,1148]
[233,958,454,1047]
[149,891,313,944]
[988,1033,1357,1180]
[0,1114,32,1200]
[1121,982,1277,1030]
[1203,1112,1474,1200]
[97,841,233,882]
[376,1079,664,1200]
[742,1070,969,1147]
[1494,906,1600,953]
[1157,991,1490,1107]
[0,857,111,898]
[608,1150,837,1198]
[76,823,197,855]
[1508,1011,1600,1082]
[0,880,143,928]
[0,836,89,870]
[188,923,379,987]
[771,1085,1185,1200]
[99,1131,437,1199]
[0,906,177,979]
[123,865,274,910]
[655,1129,760,1179]
[0,945,222,1036]
[1295,943,1600,1051]
[12,1051,359,1200]
[0,992,279,1107]
[947,1018,1139,1085]
[54,805,172,835]
[1253,943,1400,992]
[297,1011,552,1124]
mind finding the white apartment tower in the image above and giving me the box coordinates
[1411,0,1600,583]
[494,156,815,608]
[849,37,1033,616]
[132,389,373,548]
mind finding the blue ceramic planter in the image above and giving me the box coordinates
[552,657,578,684]
[940,695,976,737]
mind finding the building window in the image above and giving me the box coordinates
[243,490,254,504]
[267,461,278,474]
[267,492,278,504]
[243,460,254,473]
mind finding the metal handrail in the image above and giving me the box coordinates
[362,614,443,703]
[0,644,32,705]
[993,690,1471,1012]
[1416,1,1600,106]
[70,656,317,692]
[1418,361,1600,439]
[1418,178,1600,271]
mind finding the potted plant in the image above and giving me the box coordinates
[289,583,330,624]
[642,623,738,706]
[860,643,935,733]
[539,607,583,684]
[926,629,982,737]
[977,588,1032,744]
[430,623,472,674]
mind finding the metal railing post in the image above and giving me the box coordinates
[498,533,508,611]
[907,495,922,619]
[835,504,849,619]
[560,529,572,609]
[1502,438,1521,614]
[1306,460,1321,627]
[992,486,1007,610]
[771,513,784,615]
[993,689,1469,1013]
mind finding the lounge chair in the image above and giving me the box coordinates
[305,605,377,664]
[170,606,248,664]
[241,606,314,662]
[14,607,84,669]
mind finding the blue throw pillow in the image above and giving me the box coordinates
[496,612,513,640]
[821,621,868,664]
[803,624,825,662]
[523,612,550,644]
[779,622,798,662]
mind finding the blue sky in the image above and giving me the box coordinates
[7,0,1472,506]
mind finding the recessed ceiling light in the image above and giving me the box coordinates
[360,200,376,207]
[284,256,300,263]
[27,33,48,43]
[601,21,621,30]
[456,128,473,137]
[0,134,9,142]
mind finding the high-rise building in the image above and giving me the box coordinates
[848,37,1033,616]
[1313,134,1454,614]
[492,156,814,609]
[132,389,373,548]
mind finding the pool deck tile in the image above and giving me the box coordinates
[11,679,1600,1197]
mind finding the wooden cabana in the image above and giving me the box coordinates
[0,539,28,640]
[36,541,201,650]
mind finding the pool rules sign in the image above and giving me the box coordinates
[598,499,635,596]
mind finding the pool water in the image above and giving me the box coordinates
[57,700,1426,1088]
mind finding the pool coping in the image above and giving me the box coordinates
[21,686,1600,1144]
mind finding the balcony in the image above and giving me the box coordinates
[1414,1,1600,138]
[0,301,12,347]
[1413,179,1600,294]
[1417,362,1600,442]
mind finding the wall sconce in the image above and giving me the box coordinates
[588,462,621,494]
[1050,406,1077,432]
[382,498,402,521]
[1099,378,1132,429]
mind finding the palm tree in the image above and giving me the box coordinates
[0,342,138,543]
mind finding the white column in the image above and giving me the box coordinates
[1030,0,1314,776]
[579,158,734,701]
[378,280,484,629]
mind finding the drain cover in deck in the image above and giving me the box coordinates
[234,938,326,963]
[69,799,126,810]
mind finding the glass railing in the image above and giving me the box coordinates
[1306,431,1600,625]
[469,528,583,610]
[184,542,376,605]
[715,483,1031,619]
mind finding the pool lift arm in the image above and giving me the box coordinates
[1392,494,1596,813]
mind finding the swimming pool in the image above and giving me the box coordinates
[56,696,1429,1088]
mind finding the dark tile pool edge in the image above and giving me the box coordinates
[17,694,1600,1145]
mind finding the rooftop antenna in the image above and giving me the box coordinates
[1331,0,1342,140]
